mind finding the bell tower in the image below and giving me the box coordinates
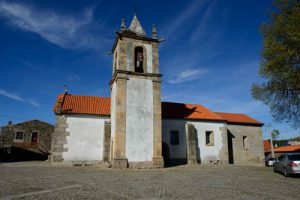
[109,14,163,168]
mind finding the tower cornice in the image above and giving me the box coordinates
[109,70,162,87]
[111,31,160,54]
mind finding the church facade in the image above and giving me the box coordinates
[50,15,265,168]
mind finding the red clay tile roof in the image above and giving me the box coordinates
[215,112,263,125]
[263,140,272,153]
[274,145,300,153]
[53,94,262,125]
[53,93,110,116]
[161,102,225,122]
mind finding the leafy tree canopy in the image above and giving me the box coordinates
[252,0,300,128]
[271,129,280,140]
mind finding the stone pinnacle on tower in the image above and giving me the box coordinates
[120,18,126,31]
[152,24,157,39]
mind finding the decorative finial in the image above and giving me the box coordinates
[152,24,157,39]
[64,83,68,94]
[121,18,126,31]
[134,4,137,16]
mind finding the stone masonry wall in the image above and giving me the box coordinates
[227,124,264,166]
[50,115,69,163]
[0,120,54,154]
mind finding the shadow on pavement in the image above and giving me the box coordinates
[0,147,47,163]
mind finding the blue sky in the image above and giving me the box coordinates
[0,0,298,139]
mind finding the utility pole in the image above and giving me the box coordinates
[270,130,275,158]
[268,124,275,158]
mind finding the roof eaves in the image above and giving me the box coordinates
[162,117,227,123]
[226,121,264,127]
[60,112,111,117]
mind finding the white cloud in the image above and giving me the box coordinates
[0,1,108,50]
[161,0,209,40]
[27,99,40,107]
[0,89,24,102]
[0,88,40,107]
[190,0,217,42]
[168,68,207,84]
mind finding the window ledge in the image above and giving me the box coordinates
[13,139,24,143]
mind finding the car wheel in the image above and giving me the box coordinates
[283,168,289,177]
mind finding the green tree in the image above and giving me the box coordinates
[252,0,300,127]
[271,129,280,141]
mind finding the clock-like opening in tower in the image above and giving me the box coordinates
[134,46,144,73]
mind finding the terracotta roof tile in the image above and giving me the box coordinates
[53,94,110,116]
[161,102,225,122]
[263,140,272,153]
[215,112,263,126]
[53,94,263,126]
[274,145,300,153]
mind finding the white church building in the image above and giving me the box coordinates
[51,15,265,168]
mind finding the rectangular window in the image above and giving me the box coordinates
[242,136,248,149]
[170,130,179,145]
[15,132,24,140]
[206,131,214,146]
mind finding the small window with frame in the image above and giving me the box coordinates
[206,131,214,146]
[170,130,179,145]
[242,136,249,149]
[15,132,24,140]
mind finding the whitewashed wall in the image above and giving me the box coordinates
[190,121,226,163]
[126,78,153,162]
[63,115,109,161]
[162,119,226,163]
[162,120,187,159]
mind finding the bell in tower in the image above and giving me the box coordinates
[109,13,164,168]
[135,46,144,72]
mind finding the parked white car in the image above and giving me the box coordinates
[267,158,276,166]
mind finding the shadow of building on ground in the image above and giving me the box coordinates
[0,147,47,163]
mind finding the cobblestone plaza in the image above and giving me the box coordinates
[0,162,299,199]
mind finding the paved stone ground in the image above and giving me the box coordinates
[0,162,299,200]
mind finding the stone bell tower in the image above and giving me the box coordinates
[109,14,164,168]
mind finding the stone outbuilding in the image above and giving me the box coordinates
[0,120,54,160]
